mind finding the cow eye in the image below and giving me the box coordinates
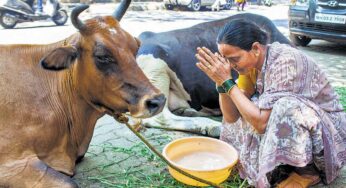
[95,55,114,64]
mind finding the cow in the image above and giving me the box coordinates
[0,1,165,187]
[136,13,292,137]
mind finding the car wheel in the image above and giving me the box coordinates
[165,4,174,10]
[190,0,201,11]
[289,33,312,46]
[52,9,68,26]
[0,12,17,29]
[224,0,233,10]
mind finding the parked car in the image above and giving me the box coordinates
[164,0,233,11]
[289,0,346,46]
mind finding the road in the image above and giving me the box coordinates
[0,3,345,187]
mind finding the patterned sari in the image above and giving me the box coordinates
[220,42,346,187]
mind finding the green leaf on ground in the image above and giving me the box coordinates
[335,87,346,111]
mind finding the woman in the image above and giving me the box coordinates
[195,19,346,187]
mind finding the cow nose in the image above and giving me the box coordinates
[146,94,166,115]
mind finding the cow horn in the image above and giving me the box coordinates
[71,4,89,31]
[113,0,132,21]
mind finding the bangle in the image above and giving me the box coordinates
[216,84,226,93]
[221,79,236,93]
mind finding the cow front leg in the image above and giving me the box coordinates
[0,156,79,188]
[171,102,222,117]
[142,108,222,137]
[172,107,213,117]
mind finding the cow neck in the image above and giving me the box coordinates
[59,68,103,149]
[57,39,103,150]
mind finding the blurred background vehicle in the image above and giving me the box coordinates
[264,0,273,6]
[289,0,346,46]
[0,0,68,29]
[164,0,233,11]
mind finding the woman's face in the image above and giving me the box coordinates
[217,43,258,74]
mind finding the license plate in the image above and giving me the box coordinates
[315,13,346,24]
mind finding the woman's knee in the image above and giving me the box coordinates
[271,97,301,115]
[273,97,299,107]
[270,97,319,130]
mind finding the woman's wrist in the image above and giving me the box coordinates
[216,79,236,94]
[227,85,237,96]
[216,84,226,93]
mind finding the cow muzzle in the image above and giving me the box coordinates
[131,93,166,118]
[145,94,166,115]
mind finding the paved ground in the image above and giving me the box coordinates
[0,3,345,187]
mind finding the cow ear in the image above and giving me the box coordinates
[40,46,78,71]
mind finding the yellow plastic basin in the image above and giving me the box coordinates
[162,136,238,187]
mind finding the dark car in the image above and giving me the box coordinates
[289,0,346,46]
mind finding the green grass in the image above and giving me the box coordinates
[86,134,248,188]
[335,87,346,111]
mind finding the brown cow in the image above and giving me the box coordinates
[0,1,165,187]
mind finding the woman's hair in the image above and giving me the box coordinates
[217,19,268,51]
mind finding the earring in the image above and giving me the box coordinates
[255,53,259,57]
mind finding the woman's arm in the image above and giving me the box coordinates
[219,93,241,123]
[227,86,271,134]
[220,76,254,123]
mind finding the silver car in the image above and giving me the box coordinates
[164,0,233,11]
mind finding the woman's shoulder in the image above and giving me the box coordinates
[267,42,307,66]
[268,42,298,58]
